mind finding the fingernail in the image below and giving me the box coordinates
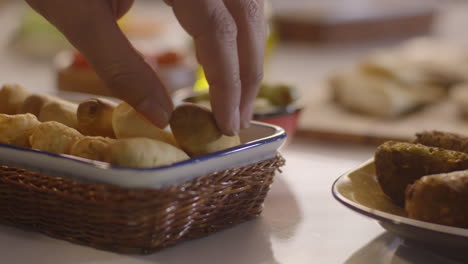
[232,109,240,133]
[240,104,254,129]
[223,109,240,136]
[241,120,251,129]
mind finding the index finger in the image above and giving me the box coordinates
[27,0,173,127]
[170,0,242,136]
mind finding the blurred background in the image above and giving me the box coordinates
[1,0,468,143]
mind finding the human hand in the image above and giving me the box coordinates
[26,0,266,135]
[26,0,173,128]
[165,0,266,135]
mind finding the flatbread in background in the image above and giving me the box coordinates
[361,38,468,87]
[299,38,468,144]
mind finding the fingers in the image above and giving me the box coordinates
[224,0,266,129]
[107,0,134,19]
[26,0,173,128]
[171,0,241,136]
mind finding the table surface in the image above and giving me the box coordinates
[0,1,467,263]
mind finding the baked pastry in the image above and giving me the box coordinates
[330,69,445,118]
[406,170,468,228]
[112,102,177,146]
[109,138,189,168]
[0,84,31,115]
[70,136,115,162]
[0,113,40,148]
[20,93,65,117]
[38,100,78,129]
[29,121,83,154]
[375,141,468,205]
[361,38,468,88]
[77,98,116,138]
[170,103,240,157]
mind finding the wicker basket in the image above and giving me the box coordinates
[0,154,285,254]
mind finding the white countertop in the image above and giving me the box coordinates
[0,139,464,264]
[0,1,467,263]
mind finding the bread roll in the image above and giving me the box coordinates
[0,84,30,114]
[70,136,115,162]
[0,113,40,147]
[39,100,78,129]
[169,103,240,157]
[77,98,116,137]
[29,121,83,154]
[20,93,64,117]
[112,102,177,146]
[109,138,189,168]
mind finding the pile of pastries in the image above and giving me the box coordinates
[0,84,240,168]
[375,130,468,228]
[329,38,468,118]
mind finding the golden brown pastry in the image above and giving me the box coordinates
[406,170,468,228]
[77,98,116,138]
[109,137,189,168]
[38,100,78,129]
[0,84,31,114]
[112,102,177,146]
[29,121,83,154]
[70,136,115,162]
[169,103,241,157]
[20,93,65,117]
[0,113,40,147]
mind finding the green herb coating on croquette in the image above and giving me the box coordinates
[375,141,468,206]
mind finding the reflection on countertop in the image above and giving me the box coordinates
[346,232,468,264]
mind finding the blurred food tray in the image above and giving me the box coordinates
[296,85,468,145]
[273,0,436,44]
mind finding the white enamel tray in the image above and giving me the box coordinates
[0,91,286,189]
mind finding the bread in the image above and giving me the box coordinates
[112,102,177,146]
[38,100,78,129]
[109,138,189,168]
[20,93,65,117]
[77,98,116,137]
[29,121,83,154]
[70,136,115,162]
[169,103,240,157]
[0,84,31,114]
[330,69,445,118]
[0,113,40,147]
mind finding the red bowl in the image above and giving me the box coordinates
[253,107,302,139]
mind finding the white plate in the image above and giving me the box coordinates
[332,159,468,249]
